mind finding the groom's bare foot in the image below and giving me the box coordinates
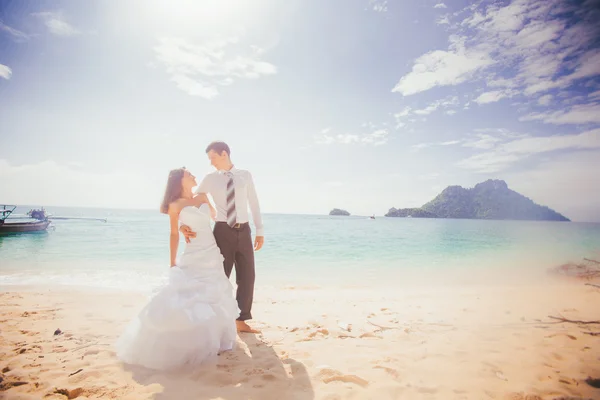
[236,320,260,333]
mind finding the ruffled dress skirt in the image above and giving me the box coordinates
[115,265,239,371]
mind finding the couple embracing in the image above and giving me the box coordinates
[116,141,264,371]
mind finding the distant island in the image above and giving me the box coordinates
[385,179,570,221]
[329,208,350,216]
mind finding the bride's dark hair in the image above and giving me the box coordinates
[160,167,186,214]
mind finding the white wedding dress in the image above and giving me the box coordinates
[115,204,239,371]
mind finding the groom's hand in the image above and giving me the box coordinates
[254,236,264,251]
[179,224,196,243]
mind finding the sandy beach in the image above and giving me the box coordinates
[1,272,599,400]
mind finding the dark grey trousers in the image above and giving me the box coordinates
[213,222,255,321]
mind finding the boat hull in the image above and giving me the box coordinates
[0,220,50,233]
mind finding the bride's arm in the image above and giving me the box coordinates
[168,204,180,267]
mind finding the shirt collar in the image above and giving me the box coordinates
[218,166,237,174]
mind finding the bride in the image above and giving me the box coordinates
[115,167,239,371]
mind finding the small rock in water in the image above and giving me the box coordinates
[53,329,63,336]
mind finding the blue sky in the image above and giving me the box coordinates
[1,0,599,221]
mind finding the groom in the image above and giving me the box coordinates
[180,141,264,334]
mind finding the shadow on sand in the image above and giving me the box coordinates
[126,333,315,400]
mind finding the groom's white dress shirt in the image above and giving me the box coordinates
[194,167,264,237]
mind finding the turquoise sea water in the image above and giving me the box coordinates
[1,206,599,290]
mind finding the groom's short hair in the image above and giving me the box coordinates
[205,141,230,156]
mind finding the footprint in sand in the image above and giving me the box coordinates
[373,365,400,380]
[245,368,266,376]
[308,328,329,338]
[52,345,69,353]
[316,367,369,388]
[0,373,28,390]
[503,392,543,400]
[15,344,43,354]
[545,333,577,340]
[261,373,278,381]
[359,332,382,339]
[54,387,85,399]
[83,349,101,357]
[21,311,38,317]
[69,369,104,383]
[415,385,438,394]
[19,330,39,336]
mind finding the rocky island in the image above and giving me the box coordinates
[386,179,570,221]
[329,208,350,216]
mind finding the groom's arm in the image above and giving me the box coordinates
[194,174,211,197]
[246,171,264,250]
[193,174,216,219]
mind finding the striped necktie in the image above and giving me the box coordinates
[225,172,237,227]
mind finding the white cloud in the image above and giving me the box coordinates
[589,90,600,101]
[456,152,520,173]
[413,106,436,116]
[502,128,600,154]
[473,128,526,139]
[395,107,411,117]
[413,95,459,115]
[537,94,553,106]
[393,106,411,129]
[436,15,450,25]
[474,90,514,104]
[487,77,518,89]
[361,129,389,145]
[412,139,460,151]
[0,21,30,41]
[462,133,502,149]
[369,0,388,13]
[520,103,600,125]
[0,64,11,80]
[154,37,276,99]
[316,128,389,146]
[434,3,448,9]
[316,133,358,145]
[32,11,80,36]
[393,0,600,106]
[415,129,523,156]
[392,35,494,96]
[393,96,460,127]
[458,128,600,173]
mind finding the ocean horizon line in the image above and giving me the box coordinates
[4,204,600,223]
[5,203,375,218]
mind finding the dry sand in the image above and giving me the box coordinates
[1,275,599,400]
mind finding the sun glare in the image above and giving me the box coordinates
[140,0,257,32]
